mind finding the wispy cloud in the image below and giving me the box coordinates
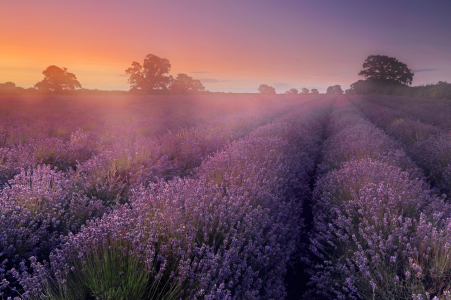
[273,82,291,88]
[199,78,230,83]
[119,74,127,77]
[412,69,440,73]
[191,71,210,73]
[313,73,338,77]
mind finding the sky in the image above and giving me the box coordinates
[1,0,450,93]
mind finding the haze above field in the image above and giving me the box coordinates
[1,0,450,93]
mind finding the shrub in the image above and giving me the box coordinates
[0,166,106,298]
[309,159,447,299]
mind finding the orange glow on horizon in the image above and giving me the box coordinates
[2,1,449,92]
[0,1,360,92]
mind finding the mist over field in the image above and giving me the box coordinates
[1,94,451,299]
[2,0,451,299]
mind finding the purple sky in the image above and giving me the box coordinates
[1,0,450,92]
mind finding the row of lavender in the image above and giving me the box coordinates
[0,96,308,202]
[351,96,451,199]
[0,95,290,146]
[357,95,451,131]
[305,98,451,299]
[1,98,331,299]
[0,96,308,299]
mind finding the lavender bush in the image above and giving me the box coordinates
[6,94,451,300]
[43,100,333,299]
[351,97,451,198]
[307,98,451,300]
[1,95,326,299]
[0,165,107,298]
[359,95,451,132]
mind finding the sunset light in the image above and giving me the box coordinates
[2,0,450,92]
[2,1,451,299]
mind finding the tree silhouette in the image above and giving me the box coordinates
[0,82,15,89]
[345,88,355,95]
[34,66,81,92]
[326,85,344,95]
[0,82,18,95]
[258,84,276,95]
[170,73,205,92]
[285,88,298,95]
[310,89,319,95]
[301,88,309,94]
[126,54,171,92]
[358,55,414,85]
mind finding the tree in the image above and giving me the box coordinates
[358,55,414,85]
[0,82,15,89]
[350,80,369,94]
[34,66,81,92]
[170,73,205,92]
[310,89,319,95]
[326,85,344,95]
[0,82,17,95]
[301,88,309,94]
[258,84,276,95]
[126,54,171,92]
[350,79,401,95]
[285,88,298,95]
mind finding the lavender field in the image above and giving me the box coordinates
[1,94,451,300]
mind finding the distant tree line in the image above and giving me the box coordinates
[346,54,451,100]
[346,55,414,95]
[326,85,343,95]
[0,66,87,95]
[0,82,25,94]
[258,85,320,95]
[126,54,205,93]
[2,53,451,99]
[0,54,206,95]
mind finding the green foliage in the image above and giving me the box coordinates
[351,55,451,100]
[284,88,298,95]
[76,247,150,300]
[41,240,182,300]
[326,85,343,95]
[349,79,404,95]
[170,73,205,92]
[396,81,451,100]
[310,88,319,95]
[350,80,451,100]
[258,84,276,95]
[34,66,82,92]
[126,54,172,92]
[359,55,414,85]
[0,82,23,95]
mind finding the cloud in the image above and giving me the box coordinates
[119,74,127,77]
[199,78,230,83]
[313,73,338,77]
[412,69,440,73]
[273,82,291,88]
[191,71,210,73]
